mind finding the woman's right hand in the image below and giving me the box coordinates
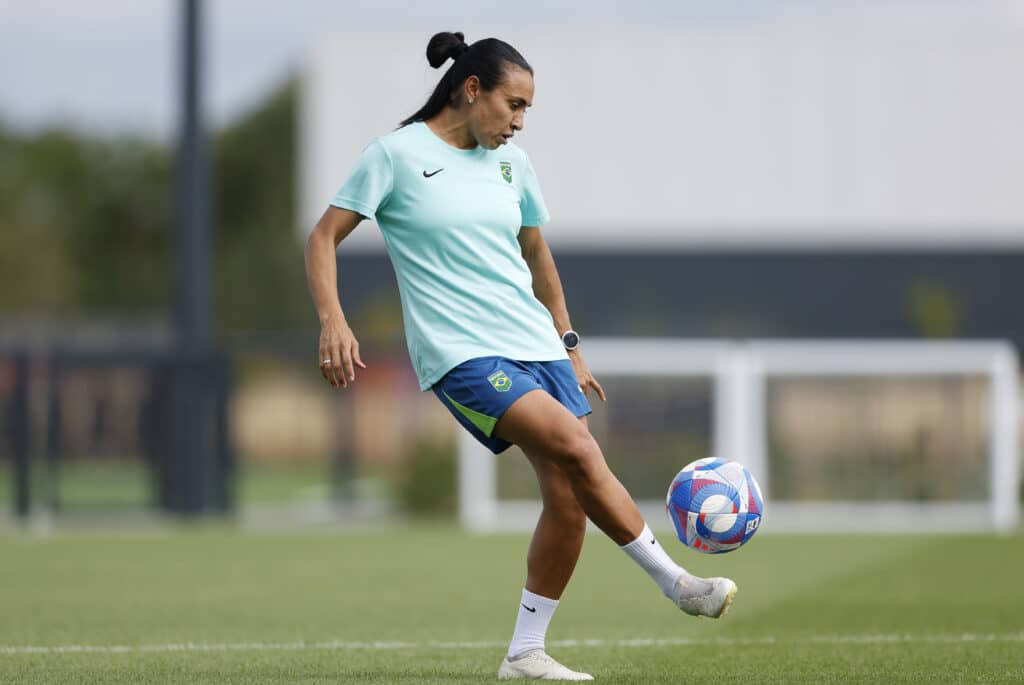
[318,316,366,388]
[305,206,367,388]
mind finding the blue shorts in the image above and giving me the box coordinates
[432,356,593,454]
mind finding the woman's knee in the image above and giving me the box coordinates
[547,428,603,481]
[530,457,586,526]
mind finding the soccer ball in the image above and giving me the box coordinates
[666,458,764,554]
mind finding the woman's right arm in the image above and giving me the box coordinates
[304,206,367,388]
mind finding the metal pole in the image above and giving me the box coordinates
[177,0,209,352]
[174,0,210,514]
[45,358,63,513]
[12,354,30,519]
[990,347,1020,533]
[212,356,233,514]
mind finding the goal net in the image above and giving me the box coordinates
[458,339,1019,534]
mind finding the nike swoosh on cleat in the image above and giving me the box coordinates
[422,168,444,177]
[521,604,536,613]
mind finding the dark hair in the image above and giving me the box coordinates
[399,31,533,127]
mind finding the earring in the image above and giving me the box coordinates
[468,98,474,104]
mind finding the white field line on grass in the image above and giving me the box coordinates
[2,633,1023,655]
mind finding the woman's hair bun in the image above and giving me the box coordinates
[426,31,470,68]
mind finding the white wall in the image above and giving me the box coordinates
[300,7,1024,251]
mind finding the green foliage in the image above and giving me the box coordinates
[0,78,308,331]
[0,132,70,311]
[0,126,171,312]
[213,80,310,331]
[907,280,964,338]
[397,441,457,517]
[63,136,173,309]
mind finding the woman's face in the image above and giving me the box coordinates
[467,66,534,150]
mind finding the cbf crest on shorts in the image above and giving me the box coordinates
[499,161,512,184]
[488,369,512,392]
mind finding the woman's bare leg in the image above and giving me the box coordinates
[495,390,642,545]
[522,447,587,599]
[502,421,589,669]
[495,389,737,620]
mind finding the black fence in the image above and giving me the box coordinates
[1,345,232,520]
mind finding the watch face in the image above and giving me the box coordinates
[562,331,580,349]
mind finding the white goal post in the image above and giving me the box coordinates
[458,339,1020,534]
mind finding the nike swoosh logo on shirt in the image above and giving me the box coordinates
[422,168,444,177]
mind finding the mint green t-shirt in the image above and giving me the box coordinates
[330,121,567,390]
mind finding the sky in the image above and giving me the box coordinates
[3,0,1010,141]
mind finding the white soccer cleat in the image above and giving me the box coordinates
[498,649,594,681]
[673,575,737,618]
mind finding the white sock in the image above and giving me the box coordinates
[620,522,689,598]
[507,588,559,659]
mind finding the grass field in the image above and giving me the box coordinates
[1,526,1022,683]
[0,462,345,511]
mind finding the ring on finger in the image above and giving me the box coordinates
[322,359,332,365]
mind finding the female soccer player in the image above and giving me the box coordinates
[304,31,737,681]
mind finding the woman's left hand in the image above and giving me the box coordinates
[568,350,606,402]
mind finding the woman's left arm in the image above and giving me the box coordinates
[518,226,606,401]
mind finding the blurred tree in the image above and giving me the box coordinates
[213,78,310,332]
[0,124,172,313]
[0,77,309,332]
[64,137,173,310]
[0,125,73,311]
[907,280,964,338]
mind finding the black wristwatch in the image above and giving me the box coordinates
[561,330,580,351]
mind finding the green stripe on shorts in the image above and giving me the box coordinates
[443,390,499,437]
